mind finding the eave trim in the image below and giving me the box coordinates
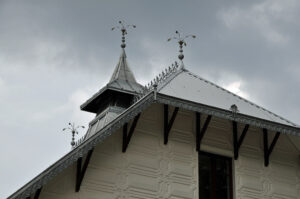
[157,93,300,136]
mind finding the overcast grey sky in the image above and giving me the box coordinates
[1,0,300,198]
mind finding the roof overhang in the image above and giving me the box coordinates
[80,85,141,113]
[157,93,300,136]
[8,91,300,199]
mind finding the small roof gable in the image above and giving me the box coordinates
[158,67,297,127]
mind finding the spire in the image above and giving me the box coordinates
[79,21,142,141]
[167,30,196,63]
[109,49,137,83]
[110,20,139,84]
[80,20,142,115]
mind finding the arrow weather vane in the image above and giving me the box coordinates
[168,30,196,61]
[112,20,136,49]
[62,123,85,147]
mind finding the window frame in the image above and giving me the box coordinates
[198,151,233,199]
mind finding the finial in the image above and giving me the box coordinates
[230,104,239,120]
[112,20,136,49]
[167,30,196,61]
[62,122,85,147]
[153,83,158,100]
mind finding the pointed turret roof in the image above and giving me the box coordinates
[109,49,137,83]
[80,49,143,113]
[107,49,143,93]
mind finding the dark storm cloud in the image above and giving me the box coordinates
[1,0,300,198]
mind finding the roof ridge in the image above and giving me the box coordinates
[132,61,183,103]
[157,63,185,92]
[185,70,297,127]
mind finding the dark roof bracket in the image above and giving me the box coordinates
[122,113,141,152]
[164,105,179,144]
[75,149,94,192]
[263,129,280,167]
[233,121,249,160]
[25,187,42,199]
[196,112,212,151]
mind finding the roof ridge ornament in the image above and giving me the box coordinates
[62,123,85,148]
[167,30,196,63]
[112,20,136,49]
[133,61,180,103]
[230,104,239,120]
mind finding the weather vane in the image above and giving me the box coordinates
[112,20,136,49]
[167,30,196,61]
[62,123,85,147]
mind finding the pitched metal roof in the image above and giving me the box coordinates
[158,68,297,127]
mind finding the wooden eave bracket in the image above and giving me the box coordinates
[196,112,212,151]
[164,105,179,144]
[232,121,250,160]
[263,128,280,167]
[26,187,42,199]
[76,149,94,192]
[122,113,141,152]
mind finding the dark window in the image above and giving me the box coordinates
[198,151,233,199]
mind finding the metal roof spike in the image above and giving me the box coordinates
[167,31,196,62]
[62,123,85,148]
[112,20,136,49]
